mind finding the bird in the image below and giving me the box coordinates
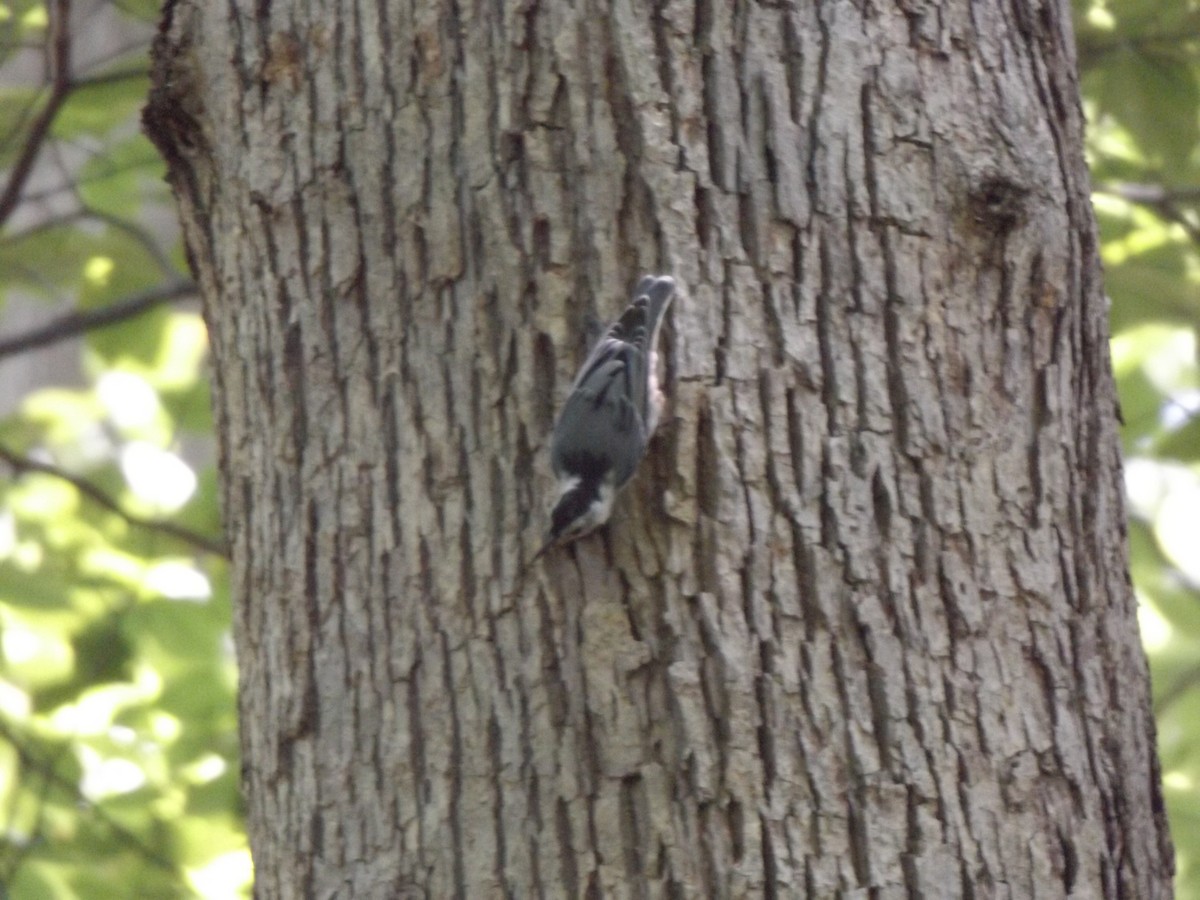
[537,275,677,555]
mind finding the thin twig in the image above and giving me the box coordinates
[0,444,226,557]
[0,208,87,243]
[10,150,162,207]
[0,729,57,886]
[0,206,181,278]
[1097,182,1200,205]
[0,716,185,879]
[74,34,152,76]
[1077,28,1200,70]
[0,280,197,359]
[71,65,148,89]
[0,0,73,228]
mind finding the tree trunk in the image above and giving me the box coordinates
[145,0,1173,896]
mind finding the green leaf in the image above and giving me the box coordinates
[52,73,151,141]
[85,303,173,367]
[0,87,45,166]
[0,564,75,611]
[8,861,75,900]
[1105,258,1197,333]
[1086,47,1200,172]
[1115,367,1166,451]
[171,467,222,537]
[0,225,110,299]
[1155,412,1200,462]
[77,134,169,220]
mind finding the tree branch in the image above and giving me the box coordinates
[0,279,197,359]
[9,149,162,208]
[0,0,73,229]
[1097,181,1200,246]
[0,444,226,557]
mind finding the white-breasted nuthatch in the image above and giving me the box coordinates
[538,275,677,553]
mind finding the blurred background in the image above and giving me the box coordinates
[0,0,1195,896]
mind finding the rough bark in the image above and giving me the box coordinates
[145,0,1173,897]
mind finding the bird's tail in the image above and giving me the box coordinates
[630,275,676,349]
[629,275,676,437]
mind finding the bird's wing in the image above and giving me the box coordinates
[551,276,676,486]
[552,351,647,487]
[568,276,676,421]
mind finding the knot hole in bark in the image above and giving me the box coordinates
[143,10,208,178]
[968,175,1031,236]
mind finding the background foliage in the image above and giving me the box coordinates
[1076,0,1200,892]
[0,0,242,896]
[0,0,1195,897]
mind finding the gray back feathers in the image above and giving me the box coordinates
[551,276,676,489]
